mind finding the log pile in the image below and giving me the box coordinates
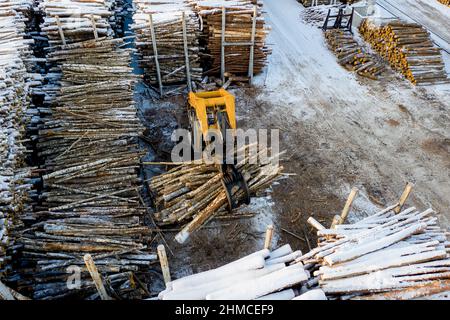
[0,1,38,278]
[300,5,330,27]
[298,0,360,7]
[437,0,450,6]
[11,38,156,299]
[158,244,327,300]
[359,19,449,85]
[297,204,450,299]
[131,0,202,89]
[190,0,271,77]
[325,29,385,80]
[148,147,283,244]
[39,0,116,47]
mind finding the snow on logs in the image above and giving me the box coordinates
[158,245,325,300]
[131,0,202,89]
[148,148,283,244]
[325,29,385,80]
[190,0,271,77]
[0,1,38,278]
[297,205,450,299]
[359,19,449,86]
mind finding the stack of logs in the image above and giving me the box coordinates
[299,204,450,299]
[148,146,283,244]
[0,1,38,278]
[11,37,156,299]
[132,0,202,91]
[325,29,385,80]
[39,0,116,46]
[437,0,450,6]
[190,0,271,77]
[360,19,448,85]
[159,243,327,300]
[298,0,360,7]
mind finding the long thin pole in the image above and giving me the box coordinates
[248,5,257,84]
[149,14,163,97]
[182,12,192,92]
[221,7,226,83]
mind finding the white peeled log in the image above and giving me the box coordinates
[256,289,296,300]
[266,250,302,265]
[292,289,327,300]
[170,253,267,291]
[161,264,286,300]
[206,263,308,300]
[267,244,292,260]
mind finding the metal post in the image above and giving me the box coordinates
[182,12,192,92]
[248,5,257,84]
[149,14,164,97]
[221,7,226,83]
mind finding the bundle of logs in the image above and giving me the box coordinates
[0,1,38,279]
[148,146,283,244]
[360,19,448,85]
[437,0,450,6]
[298,0,360,7]
[158,243,327,300]
[132,0,202,91]
[300,5,330,27]
[299,204,450,299]
[39,0,116,47]
[325,29,385,80]
[190,0,271,78]
[12,38,155,299]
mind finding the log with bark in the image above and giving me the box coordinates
[148,146,283,244]
[297,203,450,299]
[437,0,450,6]
[325,29,386,80]
[359,19,449,85]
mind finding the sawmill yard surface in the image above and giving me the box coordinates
[144,0,450,277]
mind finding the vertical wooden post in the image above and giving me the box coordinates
[330,215,341,229]
[264,224,274,250]
[83,254,112,300]
[55,16,66,46]
[339,187,359,224]
[182,12,192,92]
[248,5,257,84]
[90,15,98,40]
[394,182,414,214]
[157,244,171,286]
[221,7,226,83]
[149,14,163,97]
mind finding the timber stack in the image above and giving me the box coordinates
[132,0,202,91]
[148,146,283,244]
[0,1,39,279]
[325,29,385,80]
[190,0,271,78]
[360,19,448,85]
[298,204,450,299]
[299,0,360,7]
[159,243,327,300]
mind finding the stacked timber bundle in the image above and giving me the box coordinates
[191,0,271,78]
[437,0,450,6]
[131,0,202,91]
[14,38,154,299]
[148,147,283,244]
[299,0,360,7]
[159,244,327,300]
[360,19,448,85]
[0,2,38,278]
[298,204,450,299]
[325,29,385,80]
[300,5,330,27]
[39,0,115,47]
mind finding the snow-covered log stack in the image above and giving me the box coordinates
[298,0,360,7]
[325,29,385,80]
[297,204,450,299]
[39,0,116,47]
[12,38,154,299]
[190,0,271,78]
[148,146,283,244]
[131,0,202,90]
[360,19,448,85]
[0,2,38,278]
[159,244,326,300]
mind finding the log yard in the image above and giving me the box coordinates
[0,0,450,306]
